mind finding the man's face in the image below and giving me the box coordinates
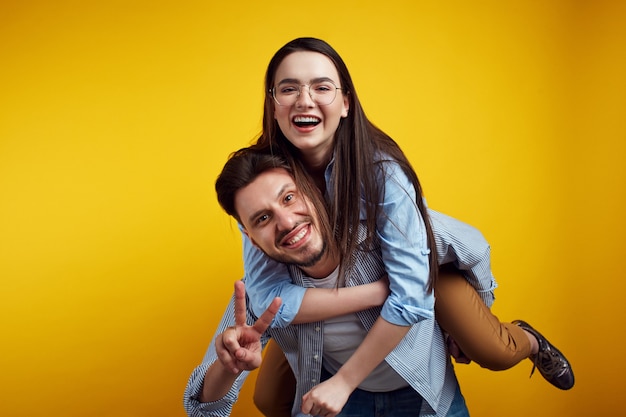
[235,168,326,268]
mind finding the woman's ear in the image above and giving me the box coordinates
[341,93,350,118]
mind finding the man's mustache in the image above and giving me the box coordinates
[275,219,312,245]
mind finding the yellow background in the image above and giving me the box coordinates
[1,1,624,416]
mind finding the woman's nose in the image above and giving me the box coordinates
[295,85,315,107]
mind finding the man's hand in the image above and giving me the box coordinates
[215,280,281,374]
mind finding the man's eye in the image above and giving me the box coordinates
[256,214,269,224]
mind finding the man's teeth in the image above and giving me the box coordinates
[286,228,307,245]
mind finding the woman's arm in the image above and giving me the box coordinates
[376,161,435,325]
[302,317,410,416]
[302,163,433,416]
[292,277,389,324]
[242,232,306,327]
[243,231,389,327]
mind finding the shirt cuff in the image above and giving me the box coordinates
[269,285,308,328]
[380,300,434,326]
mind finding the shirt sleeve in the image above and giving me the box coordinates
[241,228,307,328]
[375,162,435,326]
[428,209,497,307]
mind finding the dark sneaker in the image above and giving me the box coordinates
[513,320,575,390]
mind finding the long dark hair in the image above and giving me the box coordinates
[256,37,438,291]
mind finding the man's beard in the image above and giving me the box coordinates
[263,239,327,268]
[291,239,327,268]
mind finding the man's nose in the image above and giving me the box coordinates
[275,210,297,232]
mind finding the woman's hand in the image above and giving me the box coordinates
[301,373,353,417]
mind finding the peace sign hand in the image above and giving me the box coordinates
[215,280,282,374]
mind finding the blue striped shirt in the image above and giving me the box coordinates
[184,156,495,416]
[183,225,460,417]
[243,158,497,329]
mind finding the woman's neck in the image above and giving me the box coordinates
[307,167,326,195]
[300,149,332,195]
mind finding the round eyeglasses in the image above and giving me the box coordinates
[270,80,341,106]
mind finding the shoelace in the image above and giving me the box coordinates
[531,348,566,379]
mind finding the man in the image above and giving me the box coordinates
[184,148,467,417]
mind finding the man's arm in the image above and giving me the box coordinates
[183,298,242,417]
[183,281,280,416]
[199,358,242,403]
[200,280,281,401]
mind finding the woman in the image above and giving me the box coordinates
[242,37,573,416]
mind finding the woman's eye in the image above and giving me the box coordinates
[280,85,298,94]
[314,82,335,92]
[284,193,294,203]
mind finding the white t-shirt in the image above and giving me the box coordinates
[311,267,409,392]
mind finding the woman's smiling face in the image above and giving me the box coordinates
[272,51,349,165]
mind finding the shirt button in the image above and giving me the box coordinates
[315,326,321,331]
[313,354,319,360]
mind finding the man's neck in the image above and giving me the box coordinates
[299,251,340,279]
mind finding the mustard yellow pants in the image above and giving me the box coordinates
[253,268,531,417]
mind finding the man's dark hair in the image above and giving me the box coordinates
[215,147,292,224]
[215,147,336,266]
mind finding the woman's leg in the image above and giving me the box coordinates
[435,265,531,371]
[253,339,296,417]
